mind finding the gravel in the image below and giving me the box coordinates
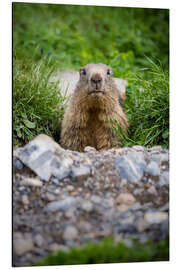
[13,135,169,266]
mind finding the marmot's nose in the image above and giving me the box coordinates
[91,74,102,87]
[91,78,102,84]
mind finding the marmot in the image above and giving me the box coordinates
[60,63,129,152]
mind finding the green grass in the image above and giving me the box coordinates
[13,3,169,147]
[114,58,169,148]
[13,57,66,145]
[35,237,169,266]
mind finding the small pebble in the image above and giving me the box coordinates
[34,234,44,247]
[14,235,34,255]
[21,195,29,205]
[63,226,78,241]
[80,201,93,212]
[66,185,74,191]
[144,211,168,224]
[116,193,136,206]
[21,177,43,187]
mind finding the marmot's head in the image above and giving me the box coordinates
[79,63,114,96]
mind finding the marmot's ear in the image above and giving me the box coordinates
[79,67,86,76]
[107,67,113,76]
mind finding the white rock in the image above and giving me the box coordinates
[44,197,76,212]
[21,195,29,205]
[14,235,34,255]
[18,134,65,181]
[91,195,101,204]
[84,146,97,152]
[66,185,74,191]
[21,177,43,187]
[34,234,44,247]
[80,201,93,212]
[116,193,136,206]
[63,226,78,241]
[70,166,91,180]
[144,211,168,224]
[137,219,149,232]
[146,161,160,176]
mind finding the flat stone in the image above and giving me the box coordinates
[44,197,76,212]
[18,134,64,181]
[159,171,169,186]
[21,177,43,187]
[63,226,78,241]
[52,167,70,181]
[116,193,136,206]
[14,235,34,255]
[145,161,160,176]
[144,211,168,224]
[150,153,169,164]
[149,146,163,152]
[84,146,97,152]
[114,152,146,183]
[13,158,23,170]
[70,166,91,180]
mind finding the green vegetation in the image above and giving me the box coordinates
[36,237,169,266]
[13,58,66,145]
[13,3,169,147]
[114,58,169,148]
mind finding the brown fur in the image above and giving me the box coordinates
[60,63,129,152]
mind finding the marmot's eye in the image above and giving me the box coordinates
[107,69,111,75]
[81,68,86,75]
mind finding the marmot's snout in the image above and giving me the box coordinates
[90,73,103,92]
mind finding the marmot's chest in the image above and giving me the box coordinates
[86,109,109,148]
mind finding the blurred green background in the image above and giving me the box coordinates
[13,3,169,147]
[13,3,169,71]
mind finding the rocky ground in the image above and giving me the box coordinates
[13,134,169,267]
